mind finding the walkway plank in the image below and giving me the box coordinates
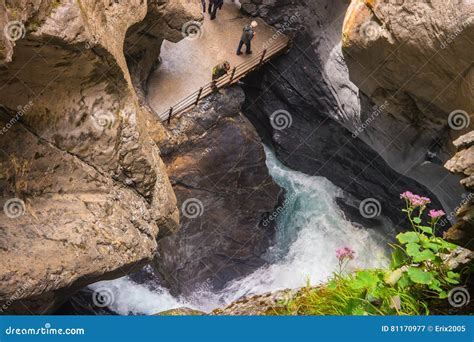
[160,35,290,123]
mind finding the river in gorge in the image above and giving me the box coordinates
[90,146,391,315]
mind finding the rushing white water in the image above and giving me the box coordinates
[92,146,390,315]
[89,276,190,315]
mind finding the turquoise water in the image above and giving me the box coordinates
[92,146,389,314]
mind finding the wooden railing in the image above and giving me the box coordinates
[160,36,290,123]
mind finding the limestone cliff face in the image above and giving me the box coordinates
[341,0,473,210]
[341,0,473,248]
[0,0,200,314]
[446,132,474,193]
[125,0,203,95]
[342,0,473,131]
[445,132,474,249]
[238,0,444,229]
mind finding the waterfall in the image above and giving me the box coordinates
[91,146,390,315]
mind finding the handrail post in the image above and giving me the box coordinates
[259,49,267,65]
[195,87,203,106]
[229,67,237,83]
[161,40,292,123]
[167,107,172,125]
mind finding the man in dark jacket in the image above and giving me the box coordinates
[236,21,258,55]
[209,0,224,20]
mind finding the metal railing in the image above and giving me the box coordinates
[159,36,290,124]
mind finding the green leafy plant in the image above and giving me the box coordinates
[390,191,459,300]
[281,192,461,316]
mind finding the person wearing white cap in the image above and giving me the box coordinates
[237,21,258,55]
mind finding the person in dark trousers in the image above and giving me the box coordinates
[201,0,206,13]
[208,0,224,20]
[237,21,258,55]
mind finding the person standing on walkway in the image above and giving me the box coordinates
[201,0,206,13]
[209,0,224,20]
[237,21,258,55]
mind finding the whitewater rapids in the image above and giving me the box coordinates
[90,146,389,315]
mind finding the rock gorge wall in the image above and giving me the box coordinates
[0,0,201,314]
[60,86,283,313]
[445,131,474,249]
[125,0,200,96]
[150,87,282,296]
[341,0,473,247]
[238,0,448,229]
[1,0,471,316]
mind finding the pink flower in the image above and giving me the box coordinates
[400,191,431,207]
[429,209,445,219]
[336,247,355,261]
[400,191,414,200]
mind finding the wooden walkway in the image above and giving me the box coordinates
[159,35,290,123]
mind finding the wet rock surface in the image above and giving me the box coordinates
[210,288,296,315]
[152,87,282,296]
